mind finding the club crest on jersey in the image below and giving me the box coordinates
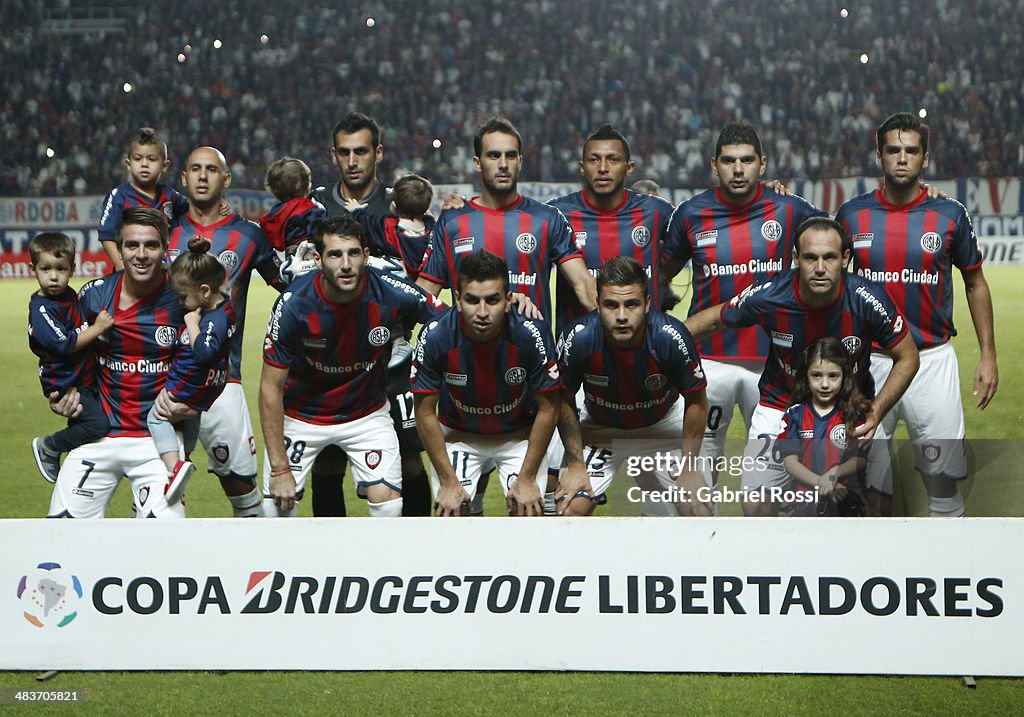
[644,373,668,391]
[454,237,475,254]
[852,233,874,249]
[829,424,848,449]
[920,232,943,253]
[696,230,718,247]
[160,201,175,220]
[842,336,862,355]
[760,220,783,242]
[771,331,794,348]
[217,250,239,272]
[574,231,587,248]
[155,326,178,347]
[515,233,538,253]
[365,450,382,470]
[631,226,652,248]
[922,444,941,463]
[505,367,527,385]
[368,326,391,346]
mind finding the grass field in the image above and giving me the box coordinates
[1,268,1021,712]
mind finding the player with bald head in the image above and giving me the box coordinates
[157,145,288,516]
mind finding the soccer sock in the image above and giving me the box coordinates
[261,497,298,518]
[368,498,403,517]
[928,487,966,518]
[228,487,265,517]
[543,491,557,516]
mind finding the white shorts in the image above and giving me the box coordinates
[199,382,258,481]
[700,358,762,465]
[48,437,186,519]
[429,427,542,501]
[575,397,712,502]
[741,404,789,492]
[261,403,402,500]
[867,343,968,493]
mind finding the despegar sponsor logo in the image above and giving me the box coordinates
[82,571,1004,618]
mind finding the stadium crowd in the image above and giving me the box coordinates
[2,0,1023,196]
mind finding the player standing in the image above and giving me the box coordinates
[260,215,445,517]
[835,112,998,517]
[662,122,827,495]
[411,251,561,517]
[47,208,186,518]
[685,218,920,516]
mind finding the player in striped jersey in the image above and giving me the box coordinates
[159,146,286,517]
[260,215,446,517]
[685,218,920,516]
[47,208,185,518]
[548,124,674,343]
[835,112,998,517]
[663,123,827,493]
[411,251,561,517]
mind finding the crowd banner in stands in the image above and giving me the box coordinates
[2,518,1021,674]
[1,179,1023,278]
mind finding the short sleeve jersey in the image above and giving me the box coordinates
[164,300,236,412]
[548,189,673,339]
[169,213,284,381]
[777,403,866,490]
[836,188,983,349]
[664,184,826,361]
[77,272,185,436]
[410,309,561,434]
[97,182,188,245]
[559,310,707,430]
[720,271,907,410]
[418,194,583,322]
[263,268,445,425]
[28,288,95,396]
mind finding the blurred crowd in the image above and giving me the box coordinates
[3,0,1022,195]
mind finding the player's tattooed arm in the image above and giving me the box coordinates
[554,390,593,516]
[509,292,542,319]
[558,257,598,312]
[858,334,919,444]
[962,266,998,409]
[258,362,296,511]
[413,393,469,517]
[509,390,557,517]
[675,388,712,517]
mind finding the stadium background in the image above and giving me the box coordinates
[1,0,1021,708]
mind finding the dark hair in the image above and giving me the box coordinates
[332,112,381,149]
[313,214,368,255]
[392,174,432,218]
[169,236,227,294]
[876,112,929,155]
[790,337,870,434]
[456,250,510,294]
[583,124,631,161]
[715,122,763,159]
[116,207,169,248]
[473,116,522,157]
[631,179,660,196]
[29,232,76,264]
[265,157,311,202]
[597,256,648,296]
[795,216,851,255]
[127,126,168,159]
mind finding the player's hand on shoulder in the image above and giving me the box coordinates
[765,179,790,196]
[510,292,542,319]
[217,198,234,217]
[440,193,466,211]
[48,388,82,419]
[921,183,947,200]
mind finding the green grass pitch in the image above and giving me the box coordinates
[0,268,1020,710]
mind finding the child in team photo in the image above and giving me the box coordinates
[777,337,870,517]
[259,156,327,280]
[28,232,114,483]
[147,236,236,503]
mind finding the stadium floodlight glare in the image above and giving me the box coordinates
[184,43,192,52]
[45,147,55,158]
[260,34,269,44]
[432,138,442,149]
[213,39,223,49]
[177,53,186,63]
[366,17,376,27]
[860,53,869,64]
[122,82,132,93]
[919,108,928,118]
[840,8,848,18]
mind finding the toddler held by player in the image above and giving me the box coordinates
[778,337,870,516]
[259,157,327,281]
[28,232,113,482]
[147,236,235,502]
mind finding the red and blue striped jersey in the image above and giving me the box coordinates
[258,197,328,252]
[560,310,707,430]
[836,188,983,349]
[264,268,445,425]
[778,403,866,481]
[721,271,908,411]
[548,189,673,340]
[418,195,582,322]
[169,213,285,382]
[410,309,561,434]
[78,272,184,437]
[664,185,826,361]
[164,300,235,412]
[28,288,95,396]
[98,182,188,245]
[352,207,435,280]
